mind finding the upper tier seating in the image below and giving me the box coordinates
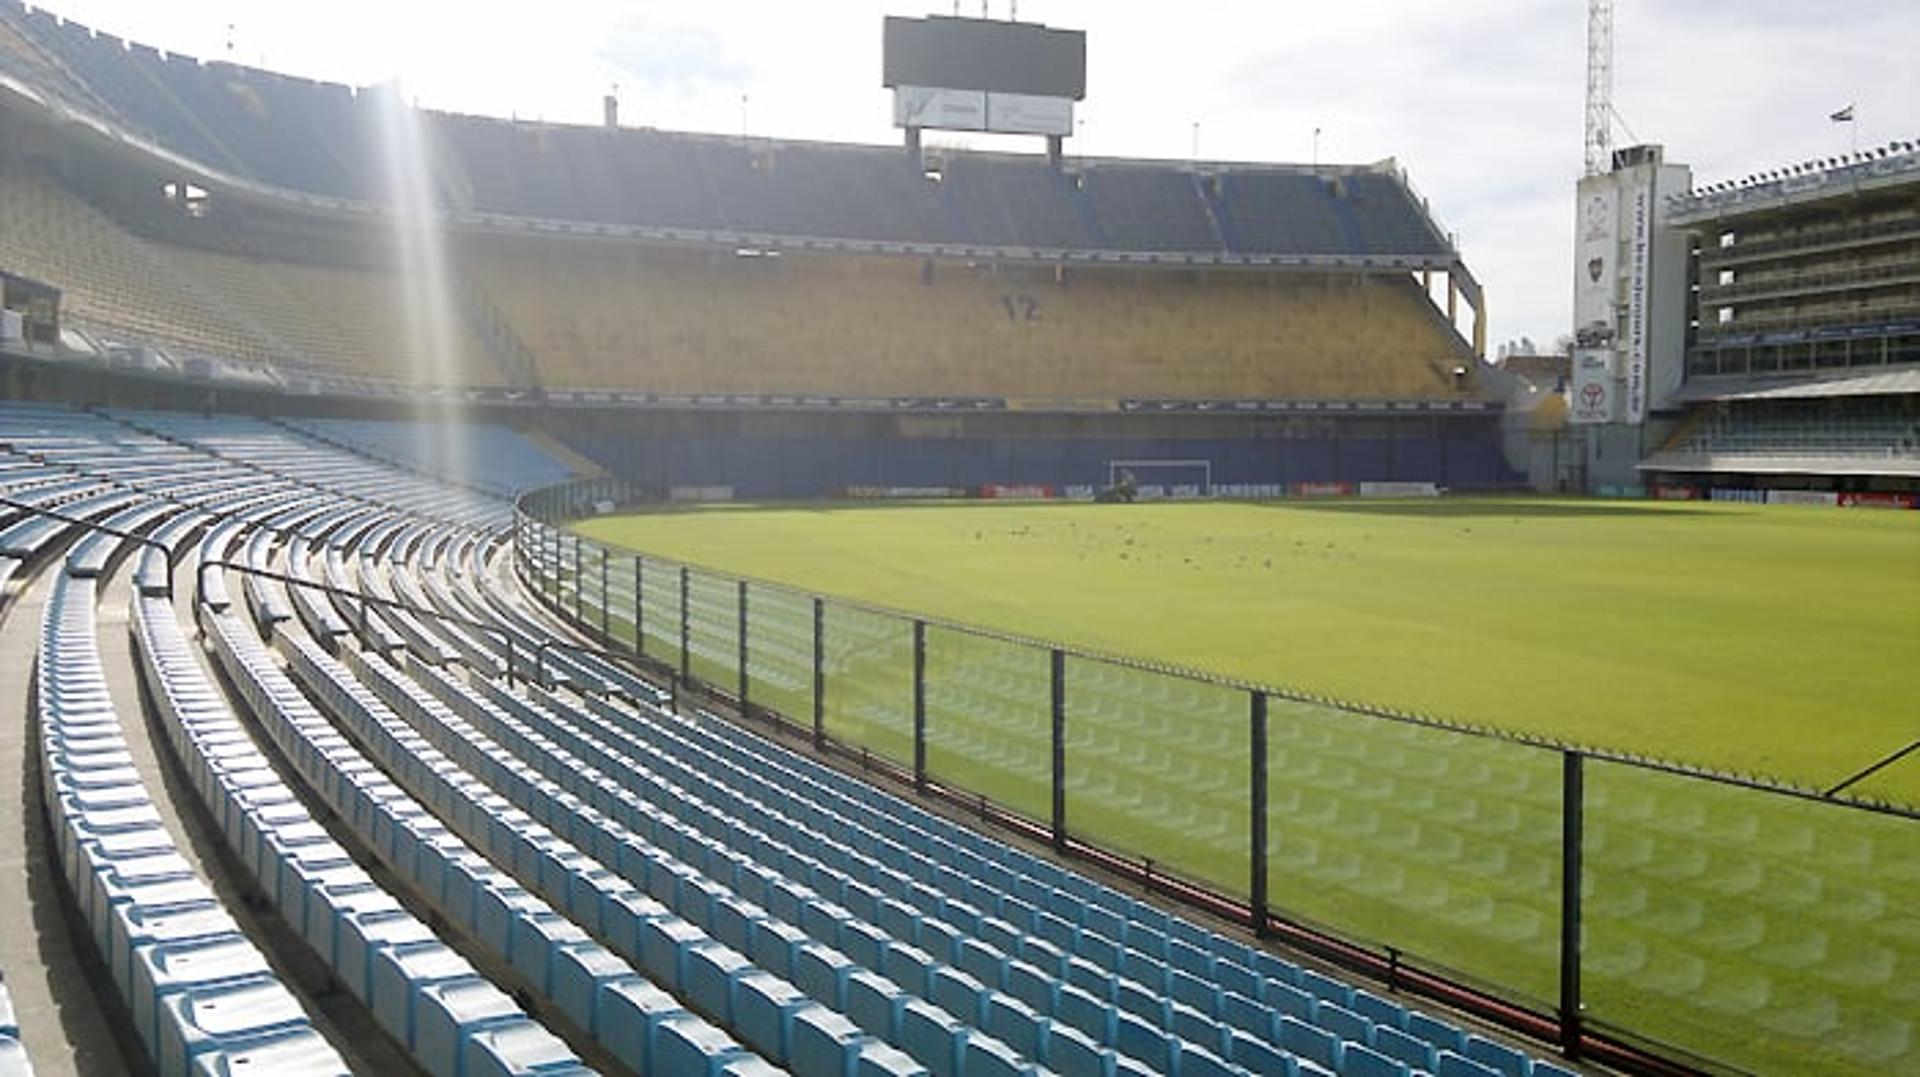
[462,239,1475,400]
[1,5,1452,260]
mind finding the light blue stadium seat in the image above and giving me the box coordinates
[369,942,478,1049]
[415,980,522,1077]
[189,1029,351,1076]
[1342,1042,1411,1077]
[791,943,855,1010]
[1176,1041,1242,1077]
[843,970,904,1041]
[961,1033,1031,1077]
[1113,977,1168,1027]
[719,1056,788,1077]
[337,910,436,1002]
[130,936,274,1054]
[1265,981,1316,1023]
[1316,1002,1372,1047]
[109,902,240,997]
[732,973,809,1064]
[1349,989,1407,1031]
[1406,1011,1469,1056]
[1436,1051,1505,1077]
[1052,983,1110,1043]
[1225,1029,1297,1076]
[548,945,634,1035]
[983,992,1044,1058]
[596,978,681,1074]
[1464,1035,1532,1077]
[1278,1015,1343,1073]
[897,998,966,1077]
[653,1012,746,1077]
[1298,969,1355,1011]
[158,977,311,1077]
[682,942,754,1025]
[928,965,987,1028]
[789,1006,867,1077]
[1373,1025,1437,1072]
[854,1041,927,1076]
[1111,1009,1172,1072]
[638,917,710,992]
[302,885,400,974]
[839,919,891,971]
[463,1022,593,1077]
[747,918,809,980]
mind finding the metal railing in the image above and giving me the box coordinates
[514,480,1920,1077]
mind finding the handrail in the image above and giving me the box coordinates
[0,493,177,598]
[195,556,519,680]
[194,555,658,698]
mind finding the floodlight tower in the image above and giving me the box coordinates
[1584,0,1613,176]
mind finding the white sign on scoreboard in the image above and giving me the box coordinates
[893,86,987,131]
[985,92,1073,136]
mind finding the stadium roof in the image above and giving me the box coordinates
[1668,365,1920,403]
[0,1,1468,274]
[1665,142,1920,226]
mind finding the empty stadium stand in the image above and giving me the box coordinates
[461,238,1474,401]
[0,398,1590,1075]
[1641,395,1920,479]
[0,2,1491,415]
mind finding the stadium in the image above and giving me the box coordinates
[0,3,1915,1077]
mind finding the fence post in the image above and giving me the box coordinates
[600,547,609,640]
[1250,690,1269,936]
[736,579,750,712]
[679,566,692,687]
[545,526,557,601]
[1051,648,1067,854]
[1560,750,1585,1057]
[812,596,825,748]
[633,556,644,657]
[913,619,927,794]
[572,534,583,621]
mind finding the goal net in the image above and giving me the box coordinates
[1105,459,1213,500]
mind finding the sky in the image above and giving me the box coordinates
[25,0,1920,352]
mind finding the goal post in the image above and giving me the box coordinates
[1105,458,1213,499]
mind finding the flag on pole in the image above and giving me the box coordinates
[1830,105,1855,123]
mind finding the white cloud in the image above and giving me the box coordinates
[25,0,1920,347]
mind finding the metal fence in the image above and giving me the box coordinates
[515,482,1920,1077]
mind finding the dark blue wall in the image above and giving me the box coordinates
[563,433,1519,497]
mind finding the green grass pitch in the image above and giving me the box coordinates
[562,497,1920,1075]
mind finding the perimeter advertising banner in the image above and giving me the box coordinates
[1573,178,1618,343]
[1622,173,1653,423]
[1569,348,1619,424]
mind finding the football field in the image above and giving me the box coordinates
[575,497,1920,802]
[564,497,1920,1076]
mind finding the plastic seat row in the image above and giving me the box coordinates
[658,699,1581,1077]
[467,672,1271,1077]
[266,626,818,1075]
[479,597,1570,1077]
[166,603,587,1077]
[339,645,989,1077]
[222,593,781,1075]
[451,556,1551,1077]
[39,572,350,1077]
